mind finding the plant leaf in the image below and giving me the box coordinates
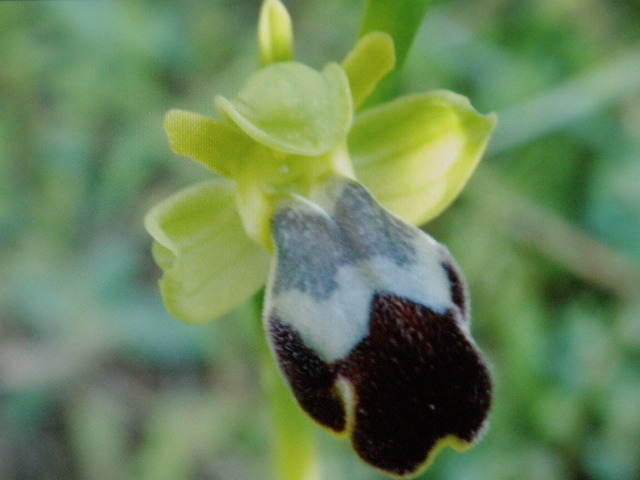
[359,0,430,68]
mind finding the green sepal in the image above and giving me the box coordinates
[215,62,353,156]
[144,179,270,324]
[350,91,497,225]
[342,32,396,111]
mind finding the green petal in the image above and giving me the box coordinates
[358,0,430,68]
[350,91,497,225]
[164,109,262,179]
[342,32,395,111]
[258,0,294,66]
[215,62,353,156]
[144,179,270,324]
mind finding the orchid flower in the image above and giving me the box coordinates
[144,0,496,476]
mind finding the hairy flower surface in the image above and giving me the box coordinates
[265,177,492,475]
[144,0,496,476]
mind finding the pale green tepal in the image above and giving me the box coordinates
[144,0,496,477]
[144,38,496,323]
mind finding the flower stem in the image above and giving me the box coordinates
[251,295,320,480]
[263,355,320,480]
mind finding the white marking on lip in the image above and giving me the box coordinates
[271,242,455,363]
[272,263,373,362]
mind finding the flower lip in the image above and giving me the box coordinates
[268,291,492,476]
[264,177,492,476]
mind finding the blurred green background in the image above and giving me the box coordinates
[1,1,639,479]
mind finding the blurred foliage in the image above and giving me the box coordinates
[1,1,639,479]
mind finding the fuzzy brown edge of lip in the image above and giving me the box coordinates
[268,292,492,476]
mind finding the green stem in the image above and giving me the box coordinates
[250,294,320,480]
[263,355,320,480]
